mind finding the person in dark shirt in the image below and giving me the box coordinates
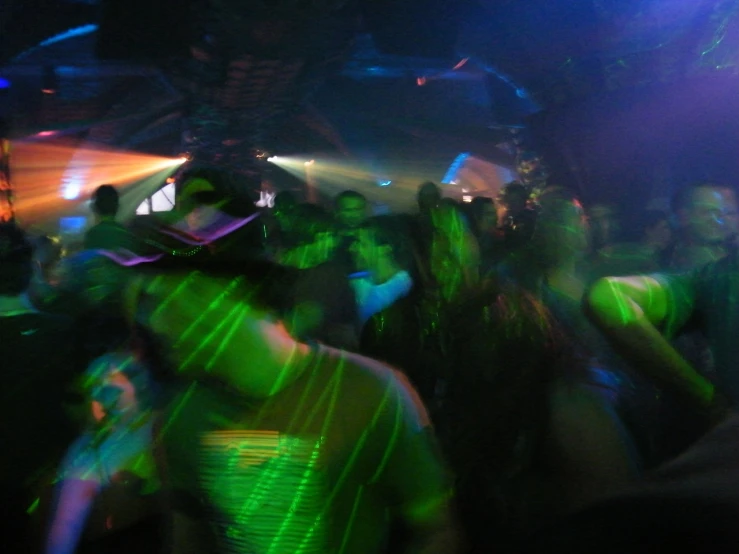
[84,184,137,251]
[0,223,83,552]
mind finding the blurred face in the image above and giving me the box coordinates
[336,197,367,229]
[681,187,738,245]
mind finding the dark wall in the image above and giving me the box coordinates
[530,74,739,208]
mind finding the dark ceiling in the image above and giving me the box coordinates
[2,0,739,203]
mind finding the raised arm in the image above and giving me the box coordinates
[587,275,714,409]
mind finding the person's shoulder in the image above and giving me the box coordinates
[320,346,431,426]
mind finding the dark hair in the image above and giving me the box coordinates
[418,181,441,196]
[671,182,734,214]
[501,181,529,202]
[442,279,578,546]
[335,189,366,206]
[92,185,120,217]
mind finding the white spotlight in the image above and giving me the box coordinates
[304,160,315,167]
[267,156,278,162]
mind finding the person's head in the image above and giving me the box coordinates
[588,203,621,250]
[91,185,120,219]
[0,223,33,295]
[671,183,738,246]
[334,190,368,230]
[530,187,589,269]
[352,216,411,277]
[499,182,529,219]
[129,260,300,397]
[418,181,442,213]
[468,197,497,235]
[639,210,672,251]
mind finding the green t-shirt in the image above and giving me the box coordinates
[161,346,449,554]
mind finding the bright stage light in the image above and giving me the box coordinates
[267,156,278,162]
[11,142,189,221]
[378,180,392,187]
[304,160,315,167]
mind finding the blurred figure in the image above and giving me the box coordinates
[443,282,639,553]
[417,181,442,215]
[497,182,536,250]
[277,204,358,349]
[335,189,369,232]
[0,223,83,552]
[588,203,621,253]
[592,210,673,277]
[334,190,369,271]
[351,216,414,328]
[429,203,480,302]
[466,196,505,273]
[508,189,667,464]
[669,182,738,270]
[125,267,458,554]
[268,190,300,252]
[28,234,65,308]
[46,352,162,554]
[84,185,136,251]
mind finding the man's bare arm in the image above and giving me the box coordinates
[587,275,714,408]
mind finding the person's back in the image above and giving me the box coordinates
[161,345,450,554]
[84,184,137,251]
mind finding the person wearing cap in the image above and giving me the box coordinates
[43,165,458,554]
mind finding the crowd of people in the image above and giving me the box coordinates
[4,165,739,553]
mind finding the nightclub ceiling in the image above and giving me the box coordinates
[2,0,739,202]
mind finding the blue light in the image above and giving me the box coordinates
[0,77,10,89]
[441,153,470,184]
[378,180,392,187]
[59,217,87,235]
[60,169,88,200]
[14,25,99,62]
[39,25,98,48]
